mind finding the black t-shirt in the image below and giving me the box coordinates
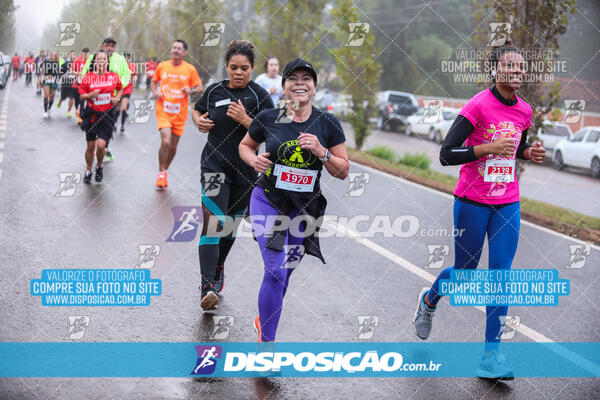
[194,80,274,185]
[248,107,346,194]
[60,60,75,85]
[248,107,346,264]
[40,60,61,82]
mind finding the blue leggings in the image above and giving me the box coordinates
[249,187,305,342]
[427,199,520,351]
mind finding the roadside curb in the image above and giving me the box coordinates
[347,151,600,246]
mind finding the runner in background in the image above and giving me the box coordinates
[117,52,136,134]
[145,57,158,99]
[151,39,202,188]
[35,50,46,95]
[78,50,123,184]
[11,53,21,81]
[39,51,62,119]
[81,38,131,162]
[72,47,90,124]
[56,51,77,117]
[24,53,35,86]
[255,56,282,106]
[412,40,547,380]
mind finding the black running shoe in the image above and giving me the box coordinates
[213,265,225,294]
[120,125,125,135]
[200,278,219,311]
[95,166,103,182]
[83,169,92,184]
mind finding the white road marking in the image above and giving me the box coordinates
[326,208,600,376]
[354,162,600,251]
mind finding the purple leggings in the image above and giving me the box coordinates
[249,186,305,342]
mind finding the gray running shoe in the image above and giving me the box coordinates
[413,287,436,340]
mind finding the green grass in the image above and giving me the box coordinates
[347,147,600,233]
[520,197,600,231]
[398,152,431,170]
[367,146,396,162]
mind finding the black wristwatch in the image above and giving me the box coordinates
[319,149,331,162]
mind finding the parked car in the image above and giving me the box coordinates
[375,90,419,131]
[405,107,459,143]
[432,109,460,144]
[0,52,10,89]
[553,126,600,178]
[328,93,351,116]
[537,121,573,154]
[314,89,337,111]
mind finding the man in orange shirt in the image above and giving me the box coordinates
[151,39,202,188]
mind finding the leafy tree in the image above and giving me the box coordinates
[249,0,328,68]
[0,0,17,52]
[168,0,223,81]
[330,0,382,150]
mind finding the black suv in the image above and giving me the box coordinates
[376,90,419,131]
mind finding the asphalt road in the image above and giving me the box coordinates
[347,123,600,219]
[0,79,599,399]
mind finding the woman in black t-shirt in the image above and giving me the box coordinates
[239,58,349,342]
[191,40,273,312]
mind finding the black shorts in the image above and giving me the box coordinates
[83,109,115,143]
[121,93,131,99]
[60,85,75,99]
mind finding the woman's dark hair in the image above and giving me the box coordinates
[90,50,108,72]
[225,40,255,67]
[488,38,521,82]
[264,56,277,72]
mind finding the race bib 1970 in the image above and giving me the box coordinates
[274,164,318,192]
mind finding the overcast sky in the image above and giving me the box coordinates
[14,0,67,52]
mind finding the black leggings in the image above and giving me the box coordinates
[198,171,253,282]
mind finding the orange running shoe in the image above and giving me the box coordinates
[155,172,166,188]
[163,170,168,187]
[253,316,262,342]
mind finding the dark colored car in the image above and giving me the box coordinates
[375,90,419,131]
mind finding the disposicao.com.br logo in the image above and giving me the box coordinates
[192,343,444,377]
[223,350,441,374]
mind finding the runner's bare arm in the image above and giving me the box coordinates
[239,133,272,174]
[150,80,161,99]
[192,110,214,132]
[191,83,203,94]
[298,133,349,180]
[321,143,349,180]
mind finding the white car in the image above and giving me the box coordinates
[553,126,600,178]
[405,108,459,143]
[537,121,573,154]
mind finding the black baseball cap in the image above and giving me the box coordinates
[282,58,317,85]
[102,37,117,45]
